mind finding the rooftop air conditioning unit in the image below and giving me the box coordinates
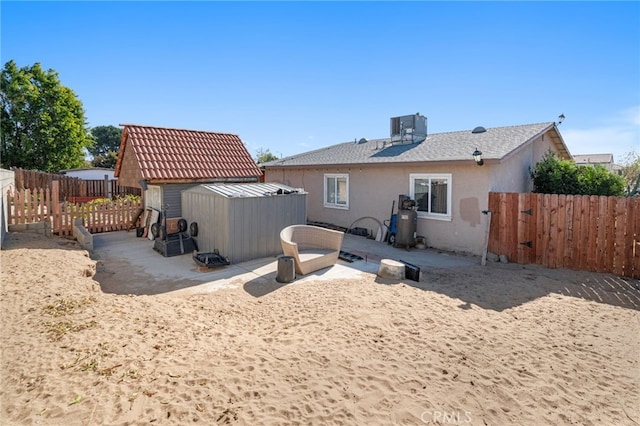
[390,113,427,144]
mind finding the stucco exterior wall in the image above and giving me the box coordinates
[0,168,15,248]
[61,169,116,180]
[265,161,490,255]
[488,133,558,193]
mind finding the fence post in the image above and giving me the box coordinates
[15,187,24,224]
[481,210,492,266]
[105,174,111,199]
[6,188,13,225]
[46,186,52,231]
[52,180,61,234]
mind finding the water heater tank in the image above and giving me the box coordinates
[395,209,417,247]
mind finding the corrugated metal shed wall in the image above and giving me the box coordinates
[146,183,200,218]
[163,183,197,218]
[181,184,306,264]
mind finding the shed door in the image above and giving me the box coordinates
[145,185,162,211]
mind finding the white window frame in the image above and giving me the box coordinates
[409,173,452,221]
[324,173,349,209]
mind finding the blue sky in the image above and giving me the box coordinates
[2,1,639,163]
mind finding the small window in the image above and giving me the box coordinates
[324,173,349,209]
[410,173,452,220]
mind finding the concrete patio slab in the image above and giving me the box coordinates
[91,230,478,296]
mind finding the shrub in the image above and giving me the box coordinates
[532,151,625,196]
[576,165,626,196]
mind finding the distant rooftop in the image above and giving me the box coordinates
[573,154,614,165]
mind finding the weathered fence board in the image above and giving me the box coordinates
[534,193,544,265]
[516,193,527,264]
[12,167,79,197]
[488,192,640,279]
[7,187,52,225]
[563,195,574,269]
[613,197,627,277]
[555,195,566,269]
[10,167,141,200]
[7,183,143,237]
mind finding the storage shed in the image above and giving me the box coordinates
[181,183,307,264]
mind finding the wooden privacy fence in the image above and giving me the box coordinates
[487,192,640,279]
[66,179,142,200]
[7,187,52,224]
[11,167,79,197]
[7,182,143,237]
[54,199,144,236]
[10,167,141,201]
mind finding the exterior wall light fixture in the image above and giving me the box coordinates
[472,148,484,166]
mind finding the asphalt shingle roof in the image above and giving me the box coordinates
[263,122,560,167]
[116,124,263,181]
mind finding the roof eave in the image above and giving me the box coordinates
[263,158,495,169]
[145,176,261,185]
[113,126,128,177]
[498,123,571,163]
[545,123,572,160]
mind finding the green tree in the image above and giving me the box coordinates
[531,151,625,196]
[576,165,626,196]
[91,151,119,169]
[531,151,580,194]
[618,150,640,196]
[1,60,93,172]
[255,147,279,164]
[89,125,122,168]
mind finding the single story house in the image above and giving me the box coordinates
[59,167,117,180]
[115,124,263,218]
[262,115,571,256]
[573,153,614,170]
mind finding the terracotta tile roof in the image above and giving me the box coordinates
[115,124,262,182]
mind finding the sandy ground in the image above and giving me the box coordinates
[1,231,639,426]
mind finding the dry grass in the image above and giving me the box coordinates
[42,296,97,317]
